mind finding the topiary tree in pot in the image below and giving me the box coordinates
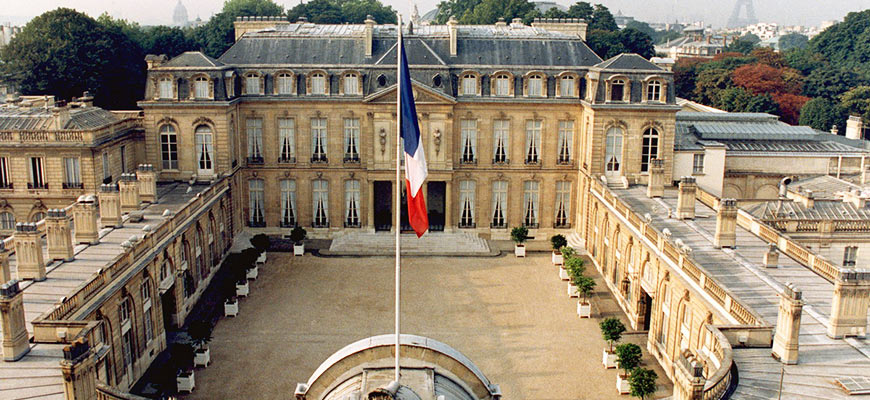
[575,275,596,318]
[600,317,626,368]
[550,234,568,265]
[189,319,214,368]
[630,367,658,400]
[290,226,307,256]
[616,343,644,394]
[511,226,529,257]
[171,343,196,393]
[250,233,270,254]
[564,253,585,281]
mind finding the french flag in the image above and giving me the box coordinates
[399,37,429,237]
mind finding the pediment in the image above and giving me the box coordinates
[365,80,456,105]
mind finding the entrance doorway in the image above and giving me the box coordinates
[160,289,177,329]
[605,127,623,179]
[427,182,445,231]
[641,290,652,331]
[373,181,392,231]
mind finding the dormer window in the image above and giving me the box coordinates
[276,72,294,95]
[244,73,261,95]
[461,73,477,95]
[158,77,174,99]
[610,79,626,102]
[343,72,360,95]
[646,80,663,102]
[560,75,576,97]
[310,72,327,95]
[194,76,210,99]
[527,74,544,97]
[493,74,511,96]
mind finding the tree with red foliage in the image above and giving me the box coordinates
[732,64,788,95]
[772,93,810,125]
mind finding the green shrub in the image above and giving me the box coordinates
[615,342,642,377]
[250,234,270,253]
[290,226,307,244]
[510,226,529,244]
[550,234,567,251]
[600,317,626,352]
[629,367,658,399]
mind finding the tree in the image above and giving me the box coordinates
[745,93,780,114]
[809,10,870,75]
[716,87,753,111]
[287,0,342,23]
[629,367,658,400]
[840,86,870,123]
[732,64,788,95]
[673,57,706,99]
[566,2,594,21]
[141,26,198,58]
[803,67,863,99]
[726,37,756,54]
[693,68,733,105]
[599,317,626,352]
[778,33,809,51]
[615,343,642,377]
[750,47,785,68]
[0,8,145,109]
[772,92,810,125]
[799,97,846,132]
[589,4,617,32]
[783,48,826,75]
[287,0,397,25]
[250,233,271,253]
[188,320,214,350]
[618,28,655,59]
[624,20,655,38]
[194,0,284,58]
[575,275,596,303]
[543,8,568,19]
[434,0,481,24]
[461,0,535,25]
[587,27,654,60]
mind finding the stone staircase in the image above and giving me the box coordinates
[566,232,588,255]
[326,231,495,256]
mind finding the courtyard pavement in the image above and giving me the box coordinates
[182,252,672,399]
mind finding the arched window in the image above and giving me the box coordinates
[527,74,545,97]
[610,79,626,102]
[641,128,660,173]
[193,76,210,99]
[461,73,477,95]
[560,75,576,97]
[309,72,327,95]
[30,212,46,223]
[343,72,360,95]
[159,124,178,170]
[679,303,693,350]
[493,74,511,96]
[276,72,294,95]
[195,125,214,174]
[646,80,662,102]
[0,212,14,230]
[244,72,261,95]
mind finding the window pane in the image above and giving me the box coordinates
[160,125,178,169]
[247,118,263,160]
[344,118,360,160]
[493,120,509,163]
[246,75,260,94]
[195,125,214,172]
[344,74,359,95]
[281,180,296,227]
[279,118,296,161]
[278,74,294,95]
[0,157,9,188]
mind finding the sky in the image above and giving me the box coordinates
[1,0,869,29]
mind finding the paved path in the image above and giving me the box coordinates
[183,252,671,399]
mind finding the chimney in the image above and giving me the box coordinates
[118,173,140,213]
[0,280,31,361]
[714,199,738,248]
[828,270,870,339]
[831,125,838,135]
[78,91,93,107]
[846,115,864,140]
[364,15,376,58]
[448,16,458,57]
[772,283,803,364]
[137,165,158,203]
[763,244,779,268]
[144,54,168,70]
[676,176,697,220]
[13,223,46,281]
[0,242,10,284]
[646,159,665,198]
[495,17,507,27]
[73,195,99,245]
[52,106,71,130]
[45,209,74,262]
[61,338,97,400]
[98,184,122,228]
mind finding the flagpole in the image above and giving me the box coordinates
[394,13,403,383]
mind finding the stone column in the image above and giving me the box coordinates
[73,195,99,245]
[98,184,122,228]
[0,280,31,361]
[14,223,46,281]
[763,244,779,268]
[444,180,453,232]
[137,164,158,204]
[714,198,737,248]
[676,177,697,220]
[672,351,705,400]
[61,338,96,400]
[0,242,10,284]
[772,283,803,364]
[46,209,74,262]
[828,270,870,339]
[646,159,665,198]
[118,173,140,213]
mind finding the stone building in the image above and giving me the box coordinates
[0,95,145,237]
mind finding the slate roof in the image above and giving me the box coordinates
[787,175,863,199]
[163,51,225,68]
[743,199,870,221]
[594,53,663,71]
[0,106,119,130]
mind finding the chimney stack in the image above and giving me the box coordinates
[772,283,803,364]
[448,16,458,57]
[364,15,376,58]
[0,242,10,284]
[73,195,99,245]
[676,177,697,220]
[13,223,46,281]
[45,209,74,262]
[98,184,122,228]
[137,165,157,204]
[846,115,864,140]
[0,280,31,361]
[714,199,738,248]
[118,173,140,213]
[646,159,665,198]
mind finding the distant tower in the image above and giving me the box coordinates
[172,0,190,27]
[727,0,757,28]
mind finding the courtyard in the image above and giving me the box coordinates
[183,251,672,399]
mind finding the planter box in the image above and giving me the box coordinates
[176,371,195,393]
[514,244,526,257]
[567,284,579,298]
[293,243,305,256]
[603,349,618,369]
[194,348,210,368]
[246,266,258,280]
[577,302,592,318]
[559,268,569,280]
[235,282,249,297]
[256,252,267,266]
[617,374,631,394]
[224,301,238,317]
[552,252,564,265]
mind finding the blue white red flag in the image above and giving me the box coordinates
[399,38,428,237]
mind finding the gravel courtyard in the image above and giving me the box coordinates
[182,252,671,399]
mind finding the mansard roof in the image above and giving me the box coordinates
[164,51,225,68]
[0,105,119,130]
[594,53,663,71]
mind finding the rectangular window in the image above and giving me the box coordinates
[558,121,574,164]
[120,145,127,173]
[63,157,81,188]
[102,152,110,181]
[343,118,360,162]
[141,281,153,343]
[345,180,360,227]
[122,331,134,368]
[248,180,265,227]
[246,118,263,163]
[523,181,539,227]
[528,76,543,97]
[278,118,296,162]
[491,180,508,228]
[160,126,178,169]
[245,75,260,95]
[311,74,326,95]
[659,287,671,346]
[460,119,477,164]
[159,79,173,99]
[494,76,510,96]
[311,118,328,163]
[0,157,9,188]
[493,120,510,164]
[28,157,45,189]
[462,75,477,95]
[459,180,475,228]
[525,120,542,164]
[555,181,570,228]
[647,81,662,102]
[277,74,294,95]
[560,76,575,97]
[312,180,329,228]
[195,79,209,99]
[344,74,359,95]
[844,246,858,267]
[693,153,705,174]
[280,180,297,227]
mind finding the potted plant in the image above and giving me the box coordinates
[241,248,260,280]
[224,294,239,317]
[189,320,213,368]
[172,343,195,394]
[575,275,596,318]
[615,343,643,394]
[550,234,567,265]
[511,226,529,257]
[290,226,307,256]
[600,317,626,369]
[566,256,585,296]
[629,367,658,400]
[234,251,252,297]
[250,233,271,254]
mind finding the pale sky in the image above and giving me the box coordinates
[1,0,869,29]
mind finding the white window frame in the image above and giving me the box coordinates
[525,120,542,164]
[0,157,9,188]
[158,77,173,99]
[141,280,153,344]
[560,75,576,97]
[63,157,81,188]
[343,73,360,95]
[102,152,110,181]
[492,120,510,164]
[0,212,15,230]
[245,74,261,95]
[460,119,477,163]
[647,80,662,102]
[29,157,45,189]
[641,128,660,173]
[459,180,475,228]
[557,120,574,164]
[248,180,265,226]
[610,79,626,102]
[195,125,214,174]
[120,145,127,173]
[693,153,705,174]
[160,125,178,170]
[311,118,328,162]
[278,118,296,162]
[462,74,477,95]
[527,75,544,97]
[491,180,508,228]
[345,179,361,227]
[343,118,360,162]
[659,284,670,346]
[277,73,294,95]
[494,74,511,96]
[844,246,858,267]
[280,179,297,227]
[312,179,329,228]
[246,118,263,162]
[555,181,570,228]
[310,73,327,95]
[523,181,540,227]
[194,76,210,99]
